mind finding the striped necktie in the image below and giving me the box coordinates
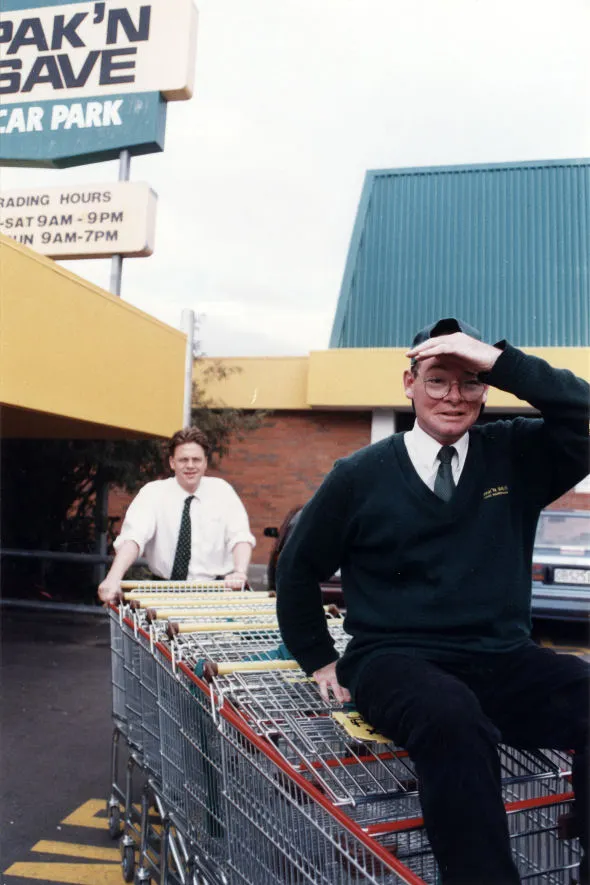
[434,446,456,502]
[170,495,194,580]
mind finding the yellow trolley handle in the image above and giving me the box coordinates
[202,659,300,680]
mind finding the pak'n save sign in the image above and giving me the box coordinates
[0,1,196,166]
[0,0,198,102]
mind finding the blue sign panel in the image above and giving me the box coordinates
[0,90,167,167]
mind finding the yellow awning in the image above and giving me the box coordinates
[1,235,185,438]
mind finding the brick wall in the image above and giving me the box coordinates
[207,411,372,564]
[109,485,134,526]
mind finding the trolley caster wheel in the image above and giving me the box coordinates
[121,844,135,883]
[107,804,122,839]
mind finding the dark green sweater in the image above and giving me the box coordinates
[276,345,590,691]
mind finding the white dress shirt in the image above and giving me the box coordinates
[403,421,469,491]
[114,476,255,579]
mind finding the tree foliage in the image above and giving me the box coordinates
[191,361,266,462]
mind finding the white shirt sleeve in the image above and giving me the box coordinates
[113,484,158,557]
[222,484,256,550]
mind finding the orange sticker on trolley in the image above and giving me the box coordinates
[332,711,390,743]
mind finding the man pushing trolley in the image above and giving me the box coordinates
[98,426,255,603]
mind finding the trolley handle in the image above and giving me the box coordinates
[201,659,300,681]
[122,590,274,605]
[144,603,339,623]
[166,620,279,637]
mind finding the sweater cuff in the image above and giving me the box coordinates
[298,645,339,677]
[478,341,525,390]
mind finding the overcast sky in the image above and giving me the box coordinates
[2,0,589,357]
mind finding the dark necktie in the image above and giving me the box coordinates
[170,495,194,580]
[434,446,456,502]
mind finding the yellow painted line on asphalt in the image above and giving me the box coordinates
[60,798,160,831]
[1,799,167,883]
[3,862,122,884]
[31,840,120,861]
[60,799,108,830]
[539,638,587,656]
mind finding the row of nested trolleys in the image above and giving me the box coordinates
[108,581,582,885]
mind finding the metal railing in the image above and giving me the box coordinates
[0,548,147,566]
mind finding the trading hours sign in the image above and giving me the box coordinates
[0,0,198,166]
[0,181,157,258]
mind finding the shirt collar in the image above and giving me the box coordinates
[172,476,202,501]
[407,420,469,471]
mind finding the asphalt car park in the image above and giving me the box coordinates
[0,607,123,885]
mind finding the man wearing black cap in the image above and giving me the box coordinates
[276,318,589,885]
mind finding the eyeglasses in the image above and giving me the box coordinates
[421,377,485,401]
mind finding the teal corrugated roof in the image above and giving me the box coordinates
[330,159,590,348]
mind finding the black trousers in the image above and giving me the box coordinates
[353,643,589,885]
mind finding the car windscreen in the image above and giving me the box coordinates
[535,512,590,549]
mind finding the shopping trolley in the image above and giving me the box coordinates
[106,583,583,884]
[107,580,260,880]
[107,581,304,882]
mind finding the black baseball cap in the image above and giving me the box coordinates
[411,317,482,349]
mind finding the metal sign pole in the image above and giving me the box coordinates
[109,149,131,296]
[96,149,132,585]
[93,477,110,588]
[181,308,196,427]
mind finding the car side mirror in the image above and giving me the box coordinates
[264,526,279,538]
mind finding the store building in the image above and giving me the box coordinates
[192,160,590,565]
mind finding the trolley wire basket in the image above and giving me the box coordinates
[106,587,583,885]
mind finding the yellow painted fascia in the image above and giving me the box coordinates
[196,347,590,411]
[309,347,590,409]
[194,356,310,409]
[0,235,185,437]
[308,349,406,407]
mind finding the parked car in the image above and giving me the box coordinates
[531,509,590,622]
[265,508,590,622]
[264,507,343,607]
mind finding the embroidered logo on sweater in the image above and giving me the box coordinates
[483,485,509,500]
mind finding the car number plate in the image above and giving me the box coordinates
[553,568,590,585]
